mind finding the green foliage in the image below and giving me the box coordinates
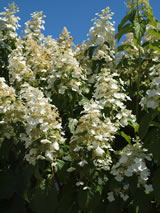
[84,46,98,59]
[132,189,152,213]
[116,44,134,52]
[145,128,160,163]
[118,10,136,31]
[153,169,160,205]
[30,180,58,213]
[120,131,131,143]
[139,111,158,140]
[116,23,133,42]
[148,29,160,40]
[133,20,146,42]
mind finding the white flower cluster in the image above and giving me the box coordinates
[68,7,136,176]
[0,77,16,114]
[122,33,139,56]
[74,7,116,87]
[140,64,160,109]
[107,191,129,202]
[111,142,152,187]
[107,142,153,202]
[24,11,45,40]
[0,77,66,166]
[9,30,55,90]
[9,23,88,97]
[79,7,116,85]
[8,38,35,85]
[87,7,115,47]
[126,0,150,9]
[46,27,88,95]
[83,8,135,130]
[70,99,116,170]
[94,68,135,128]
[8,11,56,89]
[23,37,53,85]
[0,2,20,40]
[0,77,24,142]
[19,84,65,165]
[93,44,115,63]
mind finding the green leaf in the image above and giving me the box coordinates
[120,131,131,143]
[157,22,160,32]
[106,197,123,213]
[0,138,13,161]
[143,6,154,21]
[142,41,150,48]
[134,20,146,42]
[139,111,157,140]
[54,79,61,91]
[133,189,152,213]
[117,44,134,52]
[92,59,105,74]
[86,188,101,212]
[145,128,160,163]
[118,10,136,31]
[149,43,160,53]
[30,181,58,213]
[7,196,27,213]
[85,46,98,59]
[148,29,160,40]
[128,175,138,195]
[128,9,137,23]
[152,168,160,204]
[116,23,133,42]
[0,170,16,199]
[136,206,140,213]
[79,96,89,106]
[15,165,33,197]
[0,31,3,40]
[151,121,160,129]
[56,159,65,170]
[68,92,73,102]
[0,165,33,201]
[77,189,88,210]
[118,13,130,32]
[68,118,76,134]
[69,203,81,213]
[129,122,139,134]
[57,183,75,213]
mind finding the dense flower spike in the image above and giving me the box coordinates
[22,37,54,86]
[109,142,153,202]
[94,68,135,127]
[87,7,115,47]
[8,38,35,85]
[74,7,116,86]
[70,99,116,170]
[24,11,45,40]
[0,2,20,40]
[46,27,88,95]
[111,142,152,185]
[19,84,65,165]
[0,77,24,143]
[0,77,16,114]
[140,64,160,109]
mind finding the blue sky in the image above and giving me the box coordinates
[0,0,159,44]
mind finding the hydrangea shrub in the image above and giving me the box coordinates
[0,1,160,212]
